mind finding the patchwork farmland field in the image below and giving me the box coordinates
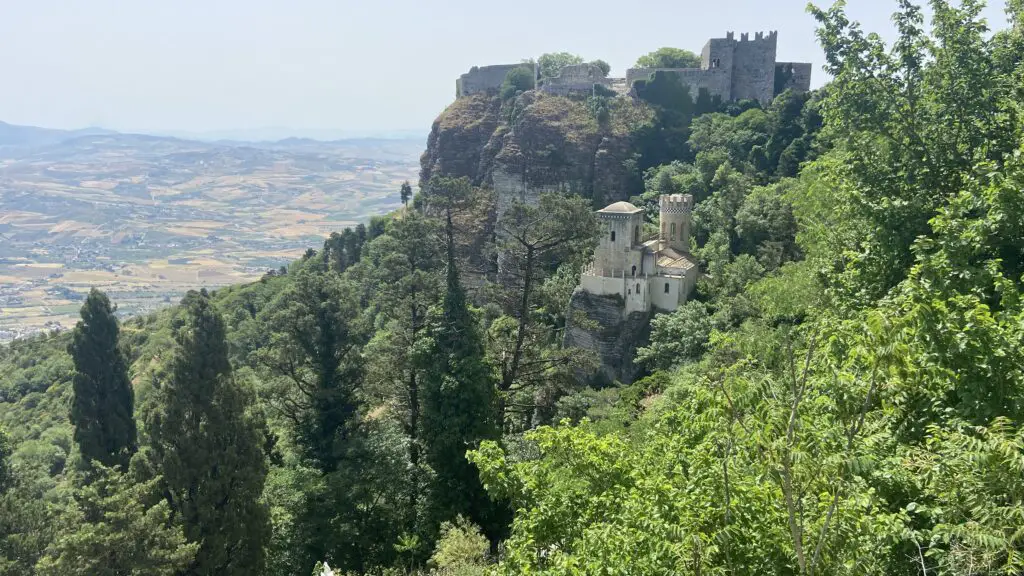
[0,133,422,340]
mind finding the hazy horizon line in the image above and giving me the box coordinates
[2,118,427,143]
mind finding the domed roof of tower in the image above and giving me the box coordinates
[598,201,642,214]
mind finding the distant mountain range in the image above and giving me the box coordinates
[147,127,426,142]
[0,121,425,154]
[0,121,118,149]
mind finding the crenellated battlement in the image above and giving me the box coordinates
[659,194,693,214]
[734,30,778,43]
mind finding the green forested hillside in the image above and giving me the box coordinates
[2,2,1024,575]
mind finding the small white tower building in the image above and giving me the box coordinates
[578,194,699,315]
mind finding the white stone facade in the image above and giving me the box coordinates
[579,194,699,314]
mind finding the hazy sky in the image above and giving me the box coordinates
[0,0,1012,136]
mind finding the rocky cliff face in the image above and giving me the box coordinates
[419,90,659,381]
[420,91,656,207]
[563,288,651,385]
[420,94,504,188]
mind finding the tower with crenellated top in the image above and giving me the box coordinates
[659,194,693,254]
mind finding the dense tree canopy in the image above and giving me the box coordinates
[2,2,1023,575]
[35,467,196,576]
[0,428,10,494]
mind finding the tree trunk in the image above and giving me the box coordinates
[406,262,422,533]
[501,245,534,427]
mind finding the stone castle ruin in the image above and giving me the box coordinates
[455,64,524,98]
[455,32,811,105]
[540,63,615,96]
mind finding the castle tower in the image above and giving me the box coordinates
[594,201,644,274]
[659,194,693,253]
[701,34,735,73]
[731,30,778,104]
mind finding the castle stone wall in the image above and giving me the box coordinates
[456,64,523,98]
[651,276,684,311]
[457,33,811,104]
[625,277,649,314]
[731,31,778,104]
[541,63,611,96]
[702,36,735,73]
[676,69,731,101]
[581,273,626,299]
[624,68,651,90]
[775,62,813,94]
[625,68,731,101]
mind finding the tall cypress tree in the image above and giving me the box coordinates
[68,288,137,469]
[421,208,501,536]
[145,290,270,576]
[400,181,413,207]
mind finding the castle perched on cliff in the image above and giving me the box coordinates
[579,194,699,314]
[456,32,811,105]
[562,194,700,384]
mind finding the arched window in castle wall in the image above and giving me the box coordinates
[670,222,676,241]
[631,265,636,277]
[664,282,670,294]
[633,225,640,244]
[610,230,616,242]
[636,283,640,294]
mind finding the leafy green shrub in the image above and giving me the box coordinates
[588,59,611,77]
[500,66,535,100]
[636,301,713,371]
[537,52,583,79]
[634,47,701,69]
[428,516,489,575]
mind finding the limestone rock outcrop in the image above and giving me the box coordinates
[420,94,504,188]
[563,288,651,385]
[420,91,655,207]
